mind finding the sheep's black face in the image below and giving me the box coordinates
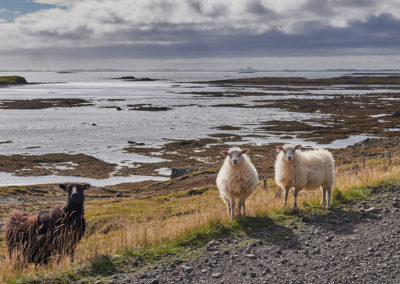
[59,184,90,205]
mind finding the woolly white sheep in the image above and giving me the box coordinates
[275,144,335,209]
[216,147,259,220]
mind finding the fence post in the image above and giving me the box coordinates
[388,152,392,167]
[362,157,366,169]
[263,178,267,190]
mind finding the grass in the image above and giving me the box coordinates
[1,157,400,283]
[0,76,27,85]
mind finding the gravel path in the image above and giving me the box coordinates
[108,184,400,284]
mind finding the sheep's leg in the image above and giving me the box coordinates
[229,198,235,221]
[237,199,243,216]
[321,186,327,205]
[326,186,332,209]
[238,197,246,216]
[283,187,290,207]
[226,202,231,218]
[70,248,75,263]
[292,188,299,210]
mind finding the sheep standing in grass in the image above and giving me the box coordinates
[5,183,89,264]
[275,145,334,209]
[217,147,259,220]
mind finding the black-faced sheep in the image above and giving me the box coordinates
[275,144,335,209]
[5,183,90,264]
[216,147,259,220]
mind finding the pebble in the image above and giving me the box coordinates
[326,235,334,242]
[212,273,222,278]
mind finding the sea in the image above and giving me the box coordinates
[0,70,396,186]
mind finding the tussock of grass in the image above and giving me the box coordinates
[1,158,400,282]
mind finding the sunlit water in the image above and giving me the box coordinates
[0,70,397,186]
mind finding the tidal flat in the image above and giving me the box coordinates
[0,72,399,188]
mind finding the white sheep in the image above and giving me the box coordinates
[275,144,335,209]
[216,147,259,220]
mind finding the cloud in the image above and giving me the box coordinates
[1,0,400,59]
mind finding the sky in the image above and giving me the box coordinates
[1,0,400,70]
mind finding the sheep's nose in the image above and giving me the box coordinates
[288,157,292,161]
[232,159,238,164]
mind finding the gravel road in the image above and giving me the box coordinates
[106,183,400,284]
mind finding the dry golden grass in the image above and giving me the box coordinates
[1,157,399,282]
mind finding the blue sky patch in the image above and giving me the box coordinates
[0,0,58,22]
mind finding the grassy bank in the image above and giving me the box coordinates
[0,76,27,85]
[2,156,400,283]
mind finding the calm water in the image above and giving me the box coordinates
[0,70,391,185]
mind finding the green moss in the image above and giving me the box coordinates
[0,76,27,85]
[89,255,116,275]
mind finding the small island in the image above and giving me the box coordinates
[0,76,27,85]
[111,76,157,81]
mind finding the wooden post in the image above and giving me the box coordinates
[388,152,392,167]
[362,157,366,169]
[263,178,267,190]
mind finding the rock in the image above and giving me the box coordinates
[212,273,222,278]
[326,235,334,242]
[250,272,257,278]
[301,216,311,222]
[116,107,123,111]
[392,201,400,208]
[171,168,190,179]
[366,207,380,214]
[115,192,122,198]
[208,240,218,247]
[127,141,145,146]
[132,261,139,267]
[151,280,159,284]
[245,254,256,259]
[184,266,193,274]
[112,275,118,279]
[392,110,400,117]
[114,76,136,80]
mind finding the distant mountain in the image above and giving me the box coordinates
[237,67,258,73]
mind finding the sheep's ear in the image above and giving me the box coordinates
[241,148,249,154]
[221,150,229,156]
[83,184,90,190]
[59,184,68,191]
[277,146,284,151]
[294,145,301,150]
